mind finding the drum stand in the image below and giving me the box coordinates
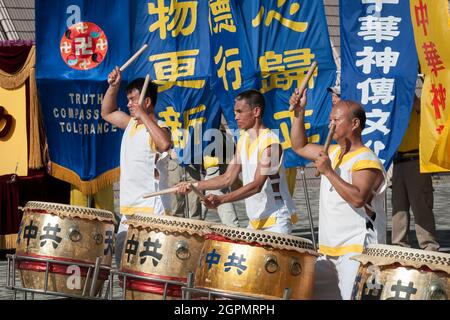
[5,254,112,300]
[108,268,188,300]
[181,273,292,300]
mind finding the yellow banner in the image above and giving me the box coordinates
[0,85,28,176]
[410,0,450,172]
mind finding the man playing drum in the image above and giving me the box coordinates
[289,89,387,300]
[176,89,298,234]
[101,67,172,266]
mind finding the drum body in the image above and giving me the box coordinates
[194,225,319,300]
[352,244,450,300]
[16,201,116,297]
[119,214,211,300]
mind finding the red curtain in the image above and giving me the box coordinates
[0,40,34,73]
[0,170,71,250]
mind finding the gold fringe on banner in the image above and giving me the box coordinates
[28,67,44,169]
[0,234,18,250]
[50,162,120,195]
[0,46,36,88]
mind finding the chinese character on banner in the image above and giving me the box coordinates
[274,109,319,149]
[209,0,236,34]
[252,1,308,32]
[214,46,242,91]
[150,50,206,92]
[259,49,317,93]
[158,105,206,148]
[148,0,198,40]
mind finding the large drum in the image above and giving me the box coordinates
[194,225,320,300]
[351,244,450,300]
[16,201,116,297]
[119,214,212,300]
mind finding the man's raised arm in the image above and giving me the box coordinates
[101,67,130,130]
[290,89,324,161]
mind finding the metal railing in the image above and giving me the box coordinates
[5,254,111,300]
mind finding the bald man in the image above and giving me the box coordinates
[290,90,387,300]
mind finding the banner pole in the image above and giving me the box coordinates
[182,167,190,219]
[300,166,317,251]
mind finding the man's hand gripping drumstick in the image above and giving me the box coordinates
[174,182,220,209]
[289,74,336,178]
[314,123,336,177]
[125,74,151,121]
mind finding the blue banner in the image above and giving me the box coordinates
[130,0,221,164]
[210,0,337,168]
[340,0,418,168]
[36,0,336,191]
[36,0,131,193]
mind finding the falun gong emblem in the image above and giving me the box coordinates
[60,22,108,70]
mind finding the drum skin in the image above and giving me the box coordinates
[194,234,318,300]
[16,202,115,297]
[119,215,210,300]
[352,245,450,300]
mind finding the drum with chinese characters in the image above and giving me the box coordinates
[119,214,212,300]
[16,201,116,297]
[194,225,320,300]
[351,244,450,300]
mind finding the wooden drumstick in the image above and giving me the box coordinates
[289,61,318,112]
[142,186,178,199]
[315,123,336,177]
[189,183,207,201]
[108,44,149,84]
[120,44,149,72]
[138,74,151,106]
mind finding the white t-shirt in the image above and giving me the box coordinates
[319,145,387,256]
[119,118,171,216]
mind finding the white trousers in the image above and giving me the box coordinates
[313,252,361,300]
[114,215,129,268]
[314,228,379,300]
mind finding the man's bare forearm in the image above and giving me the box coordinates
[220,180,262,204]
[140,113,171,152]
[197,174,233,191]
[290,110,309,151]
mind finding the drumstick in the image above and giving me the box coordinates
[189,183,207,201]
[138,74,151,106]
[142,186,178,199]
[120,44,148,72]
[314,123,336,177]
[107,44,149,84]
[289,61,318,112]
